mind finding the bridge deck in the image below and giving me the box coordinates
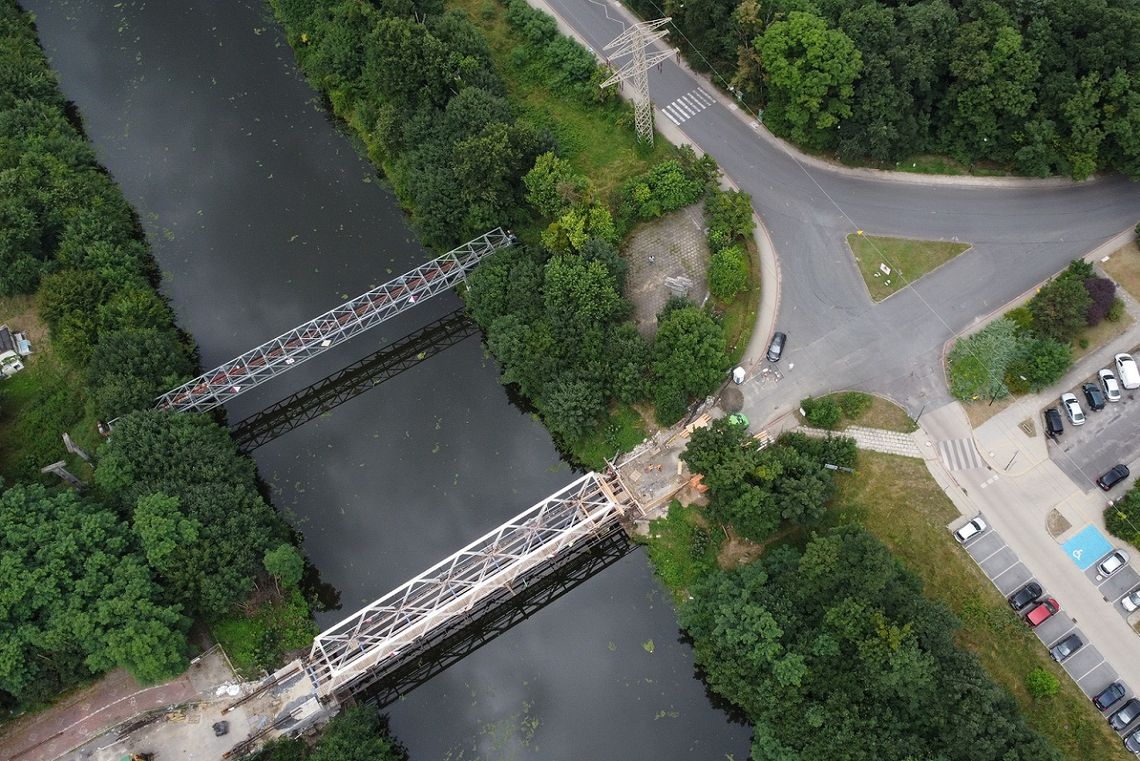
[152,228,511,414]
[305,470,639,698]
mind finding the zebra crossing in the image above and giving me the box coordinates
[937,438,986,471]
[660,88,717,125]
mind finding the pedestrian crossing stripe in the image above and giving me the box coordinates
[661,88,717,125]
[937,438,985,471]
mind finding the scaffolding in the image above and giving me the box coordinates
[304,470,636,699]
[153,229,513,414]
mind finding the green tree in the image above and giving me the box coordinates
[1025,668,1060,699]
[801,395,841,429]
[523,151,590,216]
[1008,336,1072,392]
[0,483,187,705]
[264,544,306,591]
[946,318,1019,401]
[87,328,193,421]
[96,411,289,616]
[543,254,625,331]
[540,203,617,253]
[705,189,754,249]
[541,373,606,442]
[708,245,750,301]
[1106,485,1140,547]
[652,306,726,425]
[1030,273,1093,342]
[309,706,403,761]
[755,12,862,150]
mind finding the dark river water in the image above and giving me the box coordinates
[25,1,751,757]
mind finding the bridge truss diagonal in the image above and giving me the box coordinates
[153,228,513,414]
[305,470,636,699]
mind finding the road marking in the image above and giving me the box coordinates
[979,474,1000,489]
[661,88,716,124]
[990,563,1023,583]
[987,561,1018,580]
[937,438,984,471]
[1073,658,1106,682]
[1062,525,1113,571]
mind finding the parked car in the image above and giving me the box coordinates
[1110,699,1140,731]
[766,331,787,363]
[1050,633,1083,662]
[1116,353,1140,390]
[1060,392,1086,425]
[954,517,987,543]
[1083,382,1107,411]
[1044,407,1064,438]
[1099,550,1130,577]
[1026,597,1060,627]
[1100,368,1123,402]
[1122,588,1140,613]
[1125,726,1140,754]
[1008,582,1043,612]
[1097,464,1131,491]
[1095,682,1127,711]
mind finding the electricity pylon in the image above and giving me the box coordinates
[600,18,674,146]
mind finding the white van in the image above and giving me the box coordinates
[1116,353,1140,390]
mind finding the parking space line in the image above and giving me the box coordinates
[1045,625,1077,645]
[987,561,1018,580]
[975,544,1010,565]
[1073,659,1107,682]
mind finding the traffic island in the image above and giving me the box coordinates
[846,233,971,302]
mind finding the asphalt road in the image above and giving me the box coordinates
[541,0,1140,415]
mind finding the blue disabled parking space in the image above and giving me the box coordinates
[1062,525,1113,571]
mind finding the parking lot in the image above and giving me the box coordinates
[954,516,1140,745]
[1047,353,1140,492]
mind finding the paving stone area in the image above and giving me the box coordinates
[799,425,922,458]
[623,203,709,338]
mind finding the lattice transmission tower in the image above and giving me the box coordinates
[600,18,674,146]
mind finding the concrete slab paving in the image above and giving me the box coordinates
[1099,567,1140,602]
[1075,660,1117,696]
[964,531,1004,559]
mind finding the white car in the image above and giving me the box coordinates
[1060,392,1085,426]
[1116,353,1140,389]
[1099,550,1130,577]
[1099,368,1122,402]
[1121,588,1140,612]
[955,517,987,542]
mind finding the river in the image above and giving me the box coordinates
[24,1,751,758]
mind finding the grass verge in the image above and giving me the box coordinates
[828,451,1131,761]
[1101,241,1140,302]
[568,403,647,470]
[209,590,318,679]
[720,234,761,366]
[847,234,971,302]
[801,391,917,433]
[449,0,676,200]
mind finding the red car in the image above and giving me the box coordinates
[1026,597,1060,627]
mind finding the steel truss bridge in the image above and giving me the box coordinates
[230,309,478,451]
[303,469,640,700]
[154,229,512,414]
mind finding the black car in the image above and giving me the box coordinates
[1044,407,1064,438]
[1049,633,1083,662]
[1110,699,1140,731]
[1097,464,1131,492]
[1083,382,1107,411]
[1094,682,1127,711]
[766,331,787,363]
[1008,581,1043,612]
[1126,727,1140,754]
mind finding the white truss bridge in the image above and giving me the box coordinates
[303,469,640,699]
[153,228,513,414]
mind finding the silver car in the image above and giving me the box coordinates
[1099,550,1130,577]
[1122,588,1140,612]
[1099,368,1122,402]
[1060,393,1085,425]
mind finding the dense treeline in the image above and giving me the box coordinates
[0,4,309,709]
[663,419,1064,759]
[251,706,404,761]
[270,0,759,446]
[628,0,1140,178]
[681,527,1064,761]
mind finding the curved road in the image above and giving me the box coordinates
[540,0,1140,417]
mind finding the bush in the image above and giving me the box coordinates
[837,391,872,419]
[1107,297,1125,322]
[708,245,749,301]
[1025,668,1060,699]
[801,396,841,429]
[705,189,754,249]
[1030,272,1092,342]
[1105,486,1140,548]
[1085,276,1116,326]
[1003,305,1034,335]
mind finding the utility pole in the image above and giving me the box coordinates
[600,19,674,146]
